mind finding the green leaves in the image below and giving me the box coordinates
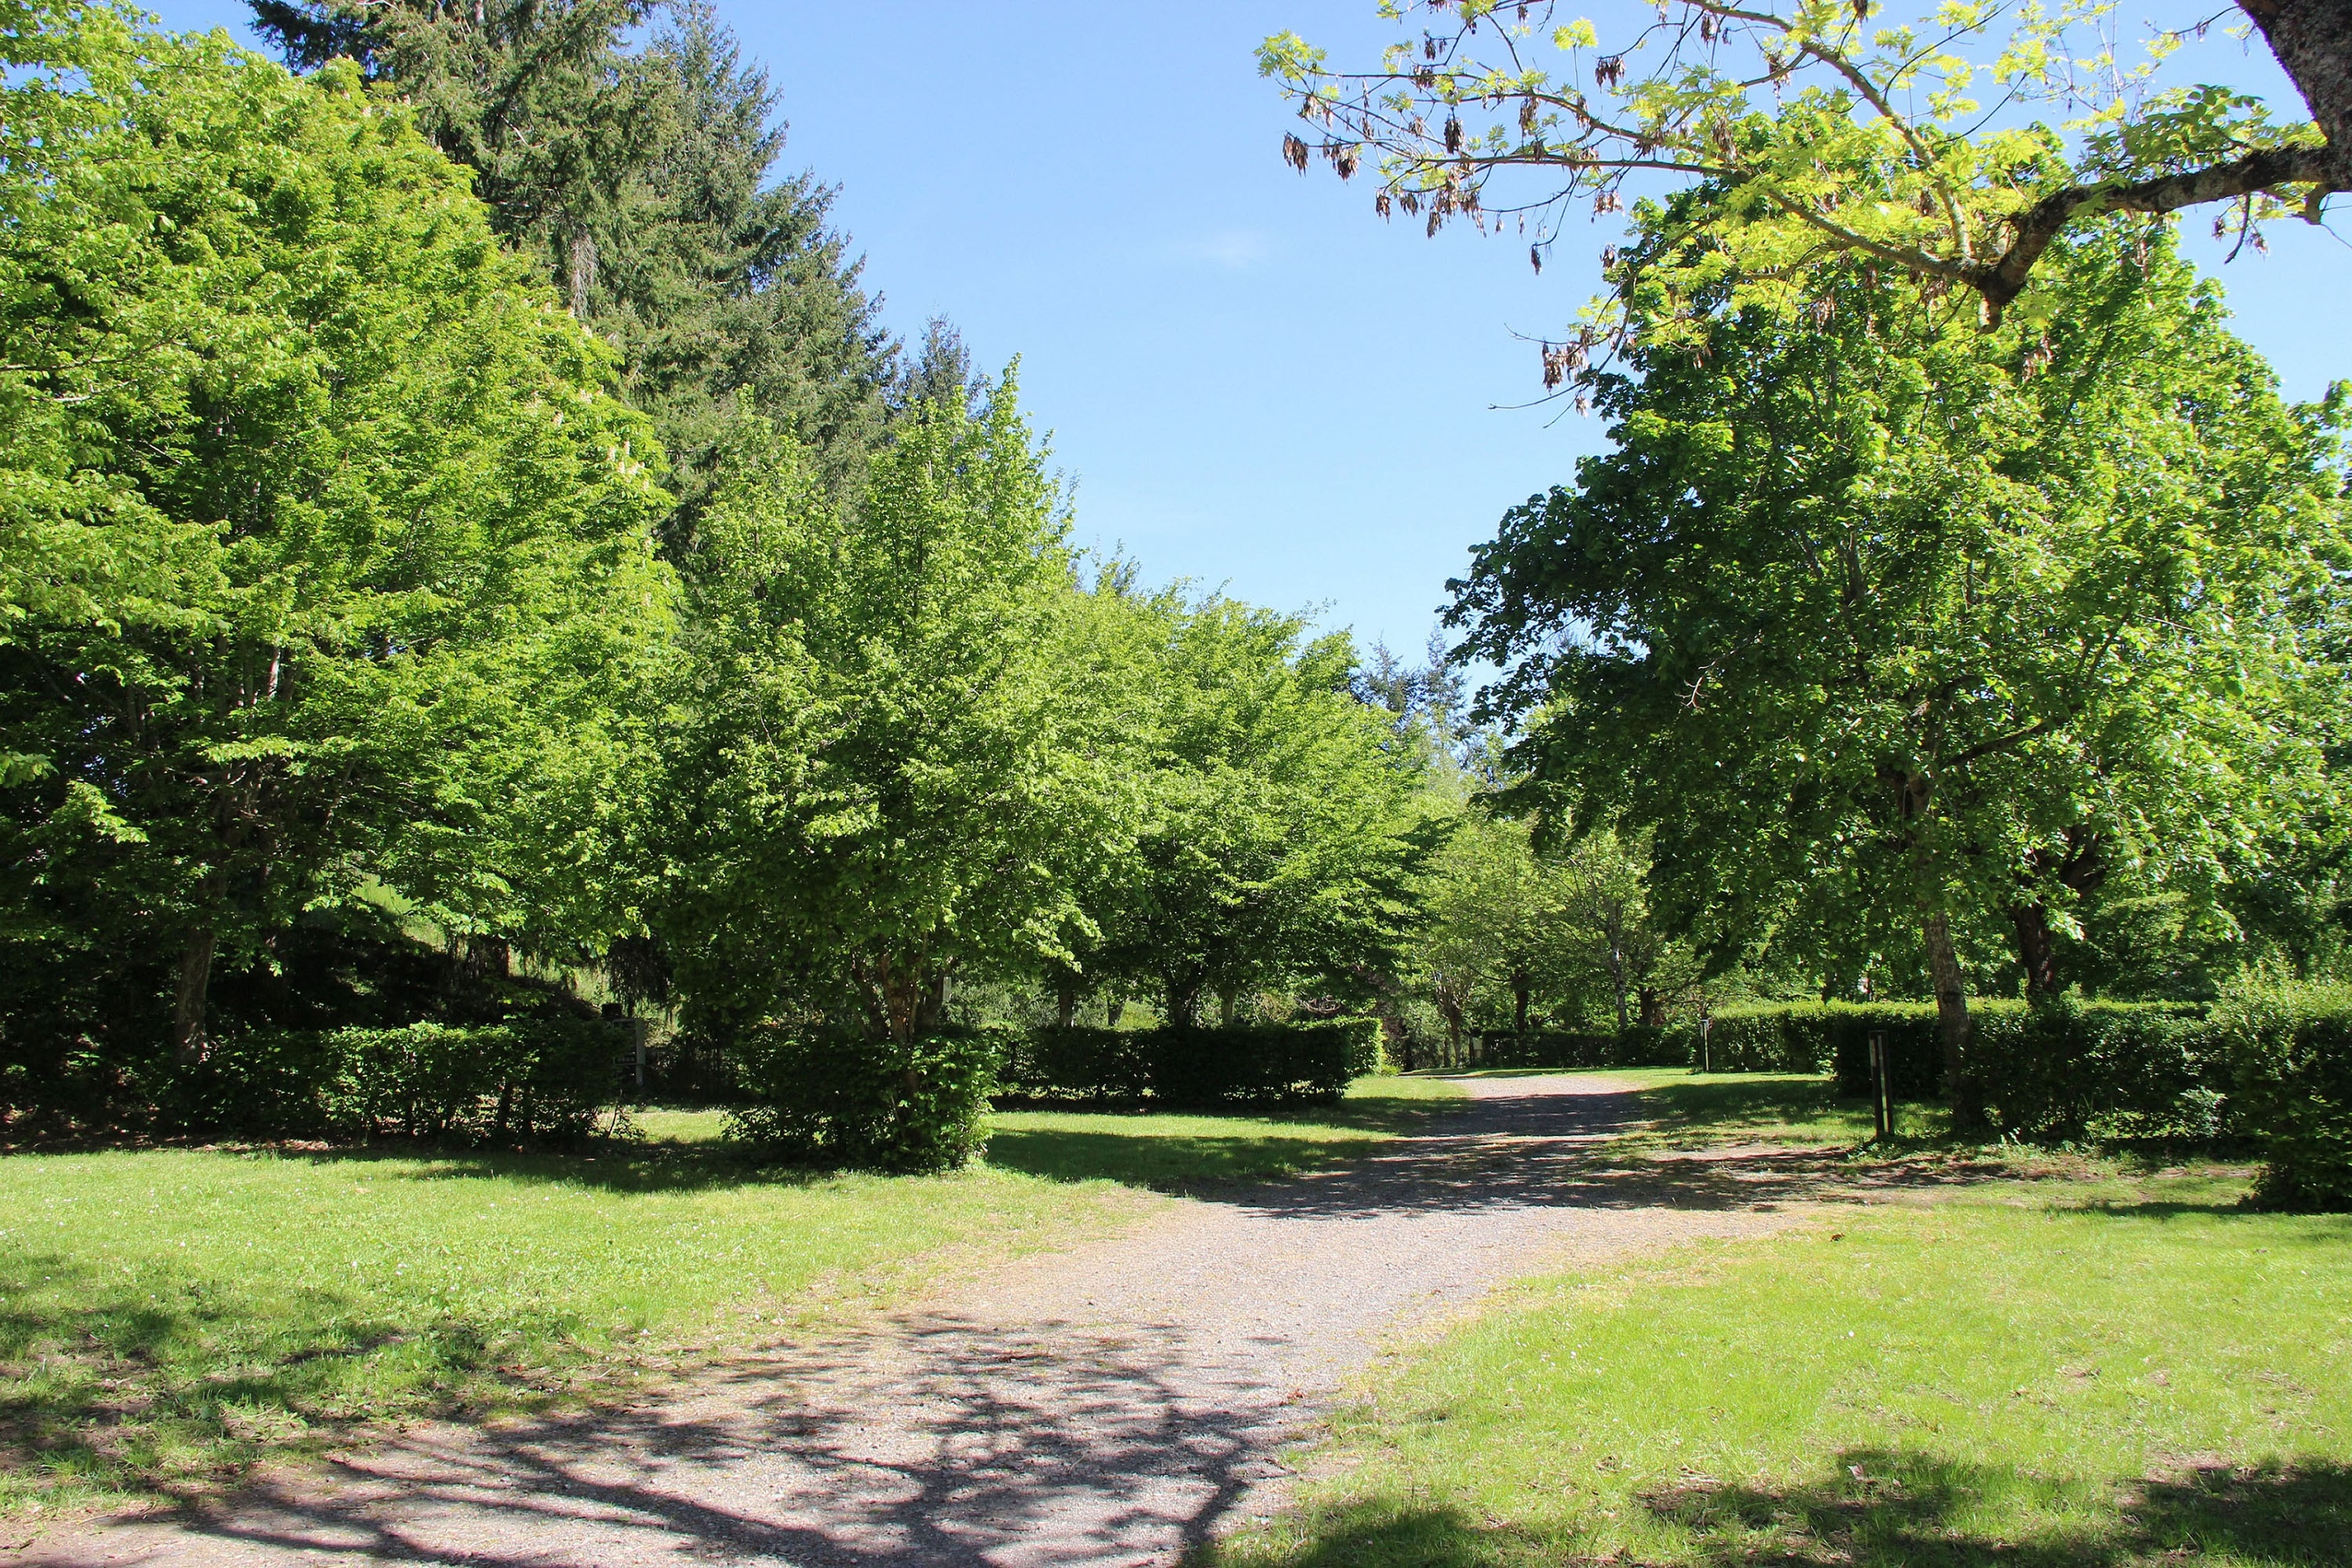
[1446,216,2350,990]
[1,3,672,1040]
[1265,0,2346,378]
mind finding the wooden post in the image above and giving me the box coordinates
[633,1018,648,1094]
[1868,1028,1892,1140]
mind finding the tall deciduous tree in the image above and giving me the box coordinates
[1448,215,2349,1117]
[0,4,673,1058]
[1084,601,1446,1027]
[655,383,1127,1044]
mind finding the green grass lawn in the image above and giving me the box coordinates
[0,1073,1465,1515]
[987,1073,1468,1188]
[1592,1069,1952,1149]
[1204,1088,2350,1567]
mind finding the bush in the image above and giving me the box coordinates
[729,1028,1004,1173]
[1475,1031,1689,1069]
[2210,986,2352,1210]
[181,1021,626,1142]
[1000,1026,1156,1102]
[998,1018,1380,1108]
[1968,1000,2223,1143]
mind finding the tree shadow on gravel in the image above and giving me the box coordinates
[31,1311,1307,1568]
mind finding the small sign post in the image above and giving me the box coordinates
[1867,1028,1892,1141]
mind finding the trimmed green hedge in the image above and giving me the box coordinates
[728,1028,1002,1173]
[1967,1000,2220,1142]
[1472,1030,1690,1069]
[180,1020,625,1142]
[2209,987,2352,1210]
[1000,1018,1382,1108]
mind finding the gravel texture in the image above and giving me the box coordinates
[13,1073,1820,1567]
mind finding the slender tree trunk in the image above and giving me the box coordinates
[1608,921,1629,1032]
[172,927,217,1065]
[1105,993,1125,1029]
[2009,902,2061,1004]
[1512,972,1530,1034]
[1922,909,1982,1130]
[1218,987,1237,1028]
[1054,979,1077,1031]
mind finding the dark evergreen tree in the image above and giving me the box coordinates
[251,0,898,539]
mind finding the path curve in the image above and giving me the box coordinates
[16,1074,1807,1568]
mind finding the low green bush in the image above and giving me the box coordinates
[999,1018,1380,1108]
[728,1028,1003,1173]
[2209,986,2352,1210]
[182,1020,624,1142]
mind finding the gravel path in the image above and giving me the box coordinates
[16,1073,1819,1568]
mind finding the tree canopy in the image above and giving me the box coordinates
[1262,0,2348,383]
[1446,212,2350,1102]
[0,3,672,1056]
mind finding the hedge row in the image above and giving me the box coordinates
[1466,1030,1693,1071]
[727,1027,1004,1174]
[176,1020,626,1142]
[997,1019,1384,1107]
[1691,992,2352,1208]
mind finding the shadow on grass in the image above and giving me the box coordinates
[270,1137,796,1196]
[0,1250,572,1512]
[1624,1075,1870,1138]
[1200,1450,2352,1566]
[983,1127,1383,1189]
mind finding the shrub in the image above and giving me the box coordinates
[1475,1031,1688,1069]
[2209,986,2352,1210]
[183,1021,626,1142]
[729,1028,1004,1173]
[999,1026,1155,1102]
[1968,1000,2223,1143]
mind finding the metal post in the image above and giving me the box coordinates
[1868,1028,1891,1140]
[1700,1006,1713,1074]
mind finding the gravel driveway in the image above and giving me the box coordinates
[16,1073,1818,1568]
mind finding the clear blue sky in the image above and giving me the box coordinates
[147,0,2351,659]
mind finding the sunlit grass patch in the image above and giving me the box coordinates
[0,1142,1137,1516]
[0,1072,1462,1515]
[1205,1153,2350,1566]
[986,1072,1468,1189]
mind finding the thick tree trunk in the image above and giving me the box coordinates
[2241,0,2352,167]
[1218,987,1237,1028]
[2009,902,2061,1003]
[1105,993,1125,1029]
[1512,974,1530,1034]
[1164,976,1200,1031]
[1054,979,1077,1031]
[1922,909,1982,1130]
[1637,987,1664,1029]
[172,927,217,1065]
